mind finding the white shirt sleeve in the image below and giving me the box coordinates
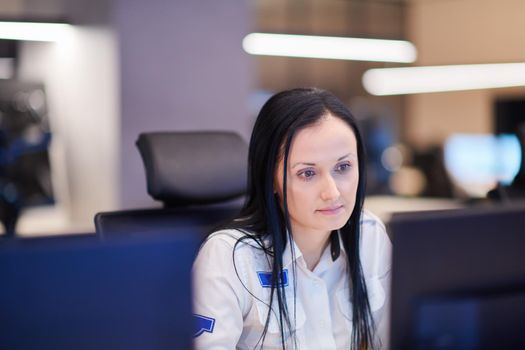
[373,217,393,350]
[359,210,393,349]
[192,235,246,350]
[375,267,391,349]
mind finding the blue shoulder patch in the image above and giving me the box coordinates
[257,269,289,288]
[193,314,215,337]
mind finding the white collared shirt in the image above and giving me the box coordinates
[192,210,392,350]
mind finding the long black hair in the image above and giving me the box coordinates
[225,88,375,349]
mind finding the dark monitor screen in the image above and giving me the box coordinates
[389,205,525,350]
[0,232,198,350]
[494,98,525,136]
[494,98,525,187]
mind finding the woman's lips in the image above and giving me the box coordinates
[316,205,344,215]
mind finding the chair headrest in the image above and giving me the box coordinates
[136,131,248,206]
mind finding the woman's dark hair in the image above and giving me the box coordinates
[225,87,374,349]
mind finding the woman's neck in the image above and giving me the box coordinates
[291,228,332,271]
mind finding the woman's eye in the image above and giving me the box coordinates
[298,169,316,180]
[335,163,351,173]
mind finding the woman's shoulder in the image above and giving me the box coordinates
[359,209,392,277]
[360,209,390,244]
[360,209,387,232]
[206,228,248,245]
[202,228,265,253]
[195,228,271,282]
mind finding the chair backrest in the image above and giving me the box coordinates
[137,131,248,207]
[94,205,241,238]
[94,131,248,236]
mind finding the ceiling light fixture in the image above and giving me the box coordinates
[363,62,525,95]
[242,33,417,63]
[0,21,72,42]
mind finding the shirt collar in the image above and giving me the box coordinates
[336,230,348,260]
[314,231,348,274]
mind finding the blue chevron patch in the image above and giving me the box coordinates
[257,269,289,288]
[193,314,215,337]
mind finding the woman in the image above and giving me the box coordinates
[193,88,392,349]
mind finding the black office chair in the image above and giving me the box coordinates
[94,131,248,238]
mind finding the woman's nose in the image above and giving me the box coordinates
[320,174,340,201]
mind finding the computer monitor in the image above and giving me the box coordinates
[0,232,198,350]
[494,98,525,191]
[389,205,525,350]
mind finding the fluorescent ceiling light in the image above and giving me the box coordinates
[363,62,525,95]
[0,21,72,42]
[242,33,417,63]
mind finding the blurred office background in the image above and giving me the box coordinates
[0,0,523,236]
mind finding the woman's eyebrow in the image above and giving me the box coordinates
[338,152,359,161]
[291,153,356,169]
[337,153,353,161]
[291,161,316,169]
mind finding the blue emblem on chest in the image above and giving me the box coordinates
[257,269,289,288]
[193,314,215,337]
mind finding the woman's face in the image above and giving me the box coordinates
[275,114,359,239]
